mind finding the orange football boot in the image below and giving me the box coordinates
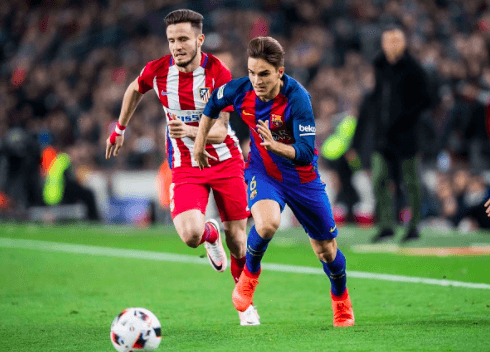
[331,289,355,327]
[232,269,260,312]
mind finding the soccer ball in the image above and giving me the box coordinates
[110,308,162,352]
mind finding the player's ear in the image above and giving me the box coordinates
[197,33,205,48]
[278,67,285,78]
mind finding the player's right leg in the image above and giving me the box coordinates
[232,199,281,312]
[170,180,227,272]
[172,209,227,272]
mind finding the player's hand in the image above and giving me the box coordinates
[194,147,217,170]
[168,116,190,139]
[256,120,276,151]
[485,198,490,217]
[106,134,125,159]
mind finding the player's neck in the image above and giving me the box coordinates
[176,52,202,73]
[258,80,284,102]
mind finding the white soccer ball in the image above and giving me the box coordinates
[110,308,162,352]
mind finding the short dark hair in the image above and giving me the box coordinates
[247,36,285,69]
[164,9,203,33]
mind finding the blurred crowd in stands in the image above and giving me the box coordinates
[1,0,490,230]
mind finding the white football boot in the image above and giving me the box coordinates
[238,305,260,326]
[204,219,227,272]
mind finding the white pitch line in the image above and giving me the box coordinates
[1,238,490,290]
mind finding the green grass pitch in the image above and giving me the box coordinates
[0,223,489,351]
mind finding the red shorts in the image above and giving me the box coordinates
[169,156,250,222]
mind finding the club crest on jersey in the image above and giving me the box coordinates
[271,114,283,127]
[199,87,211,103]
[217,84,225,99]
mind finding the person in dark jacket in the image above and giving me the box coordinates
[0,128,44,215]
[354,26,431,243]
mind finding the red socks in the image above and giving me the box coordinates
[199,222,219,245]
[231,255,246,283]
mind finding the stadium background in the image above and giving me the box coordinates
[1,2,490,351]
[1,0,490,233]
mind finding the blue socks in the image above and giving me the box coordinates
[321,249,347,296]
[246,225,347,296]
[245,226,271,273]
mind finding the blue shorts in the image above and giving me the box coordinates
[245,171,338,240]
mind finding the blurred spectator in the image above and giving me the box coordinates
[43,144,101,222]
[458,172,490,231]
[1,0,490,228]
[355,26,431,243]
[0,127,43,215]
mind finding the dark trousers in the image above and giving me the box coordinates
[63,178,100,221]
[371,152,421,230]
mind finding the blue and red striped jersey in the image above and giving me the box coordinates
[204,74,319,184]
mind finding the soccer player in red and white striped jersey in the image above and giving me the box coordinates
[106,9,257,326]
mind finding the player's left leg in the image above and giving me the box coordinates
[222,219,247,282]
[223,219,261,326]
[285,179,354,327]
[310,238,354,327]
[210,168,249,282]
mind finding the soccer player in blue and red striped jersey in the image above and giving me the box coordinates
[194,36,355,327]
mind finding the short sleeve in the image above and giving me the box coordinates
[137,65,154,94]
[203,81,236,119]
[211,57,233,113]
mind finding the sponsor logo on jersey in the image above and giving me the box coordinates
[199,87,211,102]
[167,111,202,123]
[271,130,292,142]
[271,114,283,127]
[330,226,336,233]
[299,125,316,133]
[217,84,226,99]
[242,111,254,116]
[161,90,170,96]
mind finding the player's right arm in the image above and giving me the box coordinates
[105,78,144,159]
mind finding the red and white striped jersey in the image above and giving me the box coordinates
[137,53,242,169]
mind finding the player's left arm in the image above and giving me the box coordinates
[168,111,229,144]
[256,95,315,165]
